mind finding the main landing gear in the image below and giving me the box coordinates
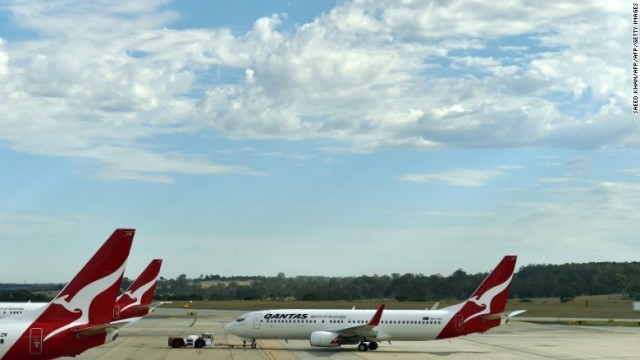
[357,341,378,351]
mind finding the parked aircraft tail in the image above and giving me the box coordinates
[437,255,521,339]
[114,258,163,320]
[2,228,134,359]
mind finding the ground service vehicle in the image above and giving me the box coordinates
[168,333,214,348]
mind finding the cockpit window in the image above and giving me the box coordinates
[236,317,245,322]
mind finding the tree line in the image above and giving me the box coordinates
[3,261,640,302]
[154,261,640,302]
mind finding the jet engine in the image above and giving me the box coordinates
[309,331,342,347]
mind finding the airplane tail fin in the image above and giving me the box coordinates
[5,229,134,359]
[114,259,163,320]
[46,228,135,326]
[466,255,516,315]
[437,255,517,339]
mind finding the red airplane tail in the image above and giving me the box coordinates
[437,255,517,339]
[3,229,135,359]
[50,229,135,325]
[114,259,163,320]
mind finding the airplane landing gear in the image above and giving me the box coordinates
[357,341,379,351]
[242,339,257,348]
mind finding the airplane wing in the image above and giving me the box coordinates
[336,304,385,338]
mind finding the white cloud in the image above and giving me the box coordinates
[0,0,634,182]
[538,177,570,183]
[0,39,8,78]
[565,156,592,174]
[589,181,640,213]
[495,165,524,170]
[92,147,260,184]
[0,213,93,238]
[398,168,501,187]
[198,0,631,150]
[257,152,311,160]
[420,210,495,218]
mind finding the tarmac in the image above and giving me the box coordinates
[69,308,639,359]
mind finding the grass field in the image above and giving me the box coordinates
[163,294,640,321]
[508,294,637,319]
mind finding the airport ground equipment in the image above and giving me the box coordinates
[168,333,214,348]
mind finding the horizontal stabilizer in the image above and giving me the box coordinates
[481,310,527,323]
[128,301,170,313]
[73,321,129,337]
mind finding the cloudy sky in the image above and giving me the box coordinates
[0,0,637,283]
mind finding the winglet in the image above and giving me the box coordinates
[368,304,385,326]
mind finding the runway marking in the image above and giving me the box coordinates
[257,339,301,360]
[257,340,278,360]
[461,337,554,359]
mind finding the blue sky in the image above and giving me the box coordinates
[0,0,638,282]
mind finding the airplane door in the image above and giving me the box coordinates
[113,306,120,320]
[253,313,262,329]
[455,315,464,331]
[29,328,43,355]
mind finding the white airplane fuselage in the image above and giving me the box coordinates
[0,303,46,319]
[225,307,460,342]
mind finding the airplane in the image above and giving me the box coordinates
[224,255,525,352]
[0,259,164,324]
[0,228,135,359]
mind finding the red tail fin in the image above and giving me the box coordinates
[47,228,135,326]
[437,255,517,339]
[114,259,162,320]
[4,229,135,359]
[466,255,516,315]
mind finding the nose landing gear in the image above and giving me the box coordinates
[242,339,257,349]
